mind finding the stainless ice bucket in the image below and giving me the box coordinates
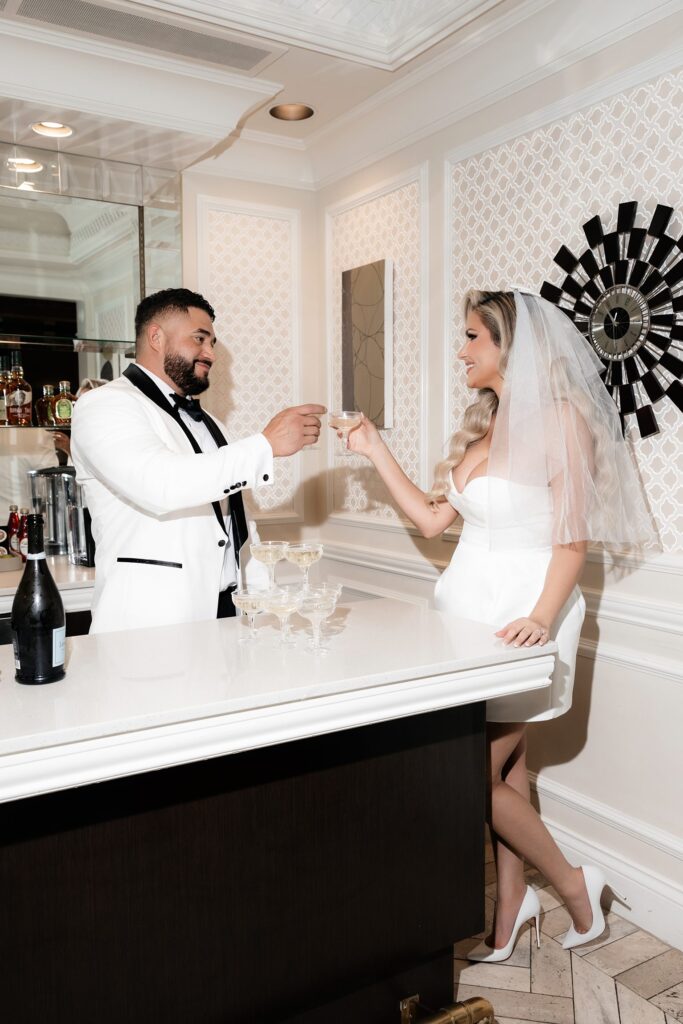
[26,466,76,555]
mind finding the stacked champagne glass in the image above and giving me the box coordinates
[232,540,341,651]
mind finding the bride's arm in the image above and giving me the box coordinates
[341,414,459,539]
[496,542,586,647]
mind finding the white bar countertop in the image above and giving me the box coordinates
[0,556,95,614]
[0,597,556,804]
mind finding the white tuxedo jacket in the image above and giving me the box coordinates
[71,370,273,634]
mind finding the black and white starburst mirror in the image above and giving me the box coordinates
[540,201,683,438]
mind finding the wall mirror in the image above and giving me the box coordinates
[341,259,393,429]
[0,143,181,510]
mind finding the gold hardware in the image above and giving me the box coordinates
[399,994,420,1023]
[399,995,495,1023]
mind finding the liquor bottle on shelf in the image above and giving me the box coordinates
[18,507,29,562]
[0,353,10,425]
[11,512,66,685]
[7,504,20,556]
[35,384,56,426]
[7,357,32,426]
[53,380,75,426]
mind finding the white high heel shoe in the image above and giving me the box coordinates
[562,865,629,951]
[467,885,541,963]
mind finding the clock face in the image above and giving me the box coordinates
[589,285,650,361]
[541,201,683,439]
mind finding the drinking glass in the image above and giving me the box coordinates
[232,587,269,642]
[328,410,362,455]
[250,540,288,589]
[284,542,323,591]
[263,585,303,645]
[295,584,339,652]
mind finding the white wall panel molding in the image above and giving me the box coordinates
[582,588,683,638]
[324,163,429,522]
[197,195,303,522]
[530,771,683,863]
[532,774,683,948]
[577,639,681,685]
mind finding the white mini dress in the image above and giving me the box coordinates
[433,476,585,723]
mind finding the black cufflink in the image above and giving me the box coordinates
[218,539,226,547]
[263,473,269,481]
[241,480,247,487]
[223,488,230,494]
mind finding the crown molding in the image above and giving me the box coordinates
[128,0,502,70]
[0,16,281,92]
[305,0,553,149]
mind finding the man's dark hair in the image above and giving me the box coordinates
[135,288,215,341]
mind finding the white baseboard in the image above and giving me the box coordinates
[531,773,683,950]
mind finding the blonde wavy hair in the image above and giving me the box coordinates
[427,290,516,504]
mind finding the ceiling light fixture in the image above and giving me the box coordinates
[7,157,44,173]
[31,121,73,138]
[269,103,314,122]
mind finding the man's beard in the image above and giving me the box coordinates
[163,352,210,396]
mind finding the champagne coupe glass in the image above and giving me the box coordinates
[263,585,302,645]
[295,585,339,652]
[250,540,288,590]
[328,410,362,455]
[284,542,323,592]
[232,586,269,642]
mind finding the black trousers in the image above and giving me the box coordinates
[216,585,237,619]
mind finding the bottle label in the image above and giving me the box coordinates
[0,528,7,543]
[52,626,66,668]
[13,636,20,671]
[10,534,19,554]
[19,537,28,558]
[8,390,29,407]
[26,551,46,560]
[55,398,72,420]
[0,396,5,418]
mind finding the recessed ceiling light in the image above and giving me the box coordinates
[269,103,315,122]
[7,157,44,173]
[31,121,73,138]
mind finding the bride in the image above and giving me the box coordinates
[337,289,655,959]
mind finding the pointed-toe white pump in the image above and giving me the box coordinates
[562,865,629,951]
[467,885,541,963]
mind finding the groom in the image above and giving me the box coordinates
[71,288,324,634]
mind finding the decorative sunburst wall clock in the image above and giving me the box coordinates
[540,201,683,438]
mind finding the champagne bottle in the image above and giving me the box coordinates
[11,513,66,684]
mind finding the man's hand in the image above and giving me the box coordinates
[262,404,326,456]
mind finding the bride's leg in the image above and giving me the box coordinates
[489,722,593,934]
[487,727,530,947]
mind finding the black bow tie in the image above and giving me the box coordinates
[171,393,203,422]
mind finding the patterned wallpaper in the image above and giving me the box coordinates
[201,203,299,517]
[330,177,423,519]
[449,70,683,552]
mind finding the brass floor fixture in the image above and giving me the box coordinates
[400,994,494,1023]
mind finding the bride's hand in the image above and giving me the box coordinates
[333,413,384,460]
[495,617,550,647]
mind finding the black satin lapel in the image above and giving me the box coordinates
[124,364,227,536]
[201,412,228,449]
